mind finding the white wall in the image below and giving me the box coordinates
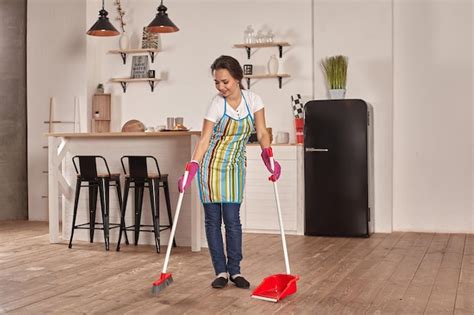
[313,0,394,232]
[27,0,87,220]
[393,0,473,233]
[27,0,473,233]
[88,0,313,139]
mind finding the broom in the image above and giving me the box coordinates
[151,165,190,294]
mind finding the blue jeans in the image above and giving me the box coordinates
[203,203,243,276]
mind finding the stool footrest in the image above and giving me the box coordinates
[124,224,172,233]
[75,222,121,230]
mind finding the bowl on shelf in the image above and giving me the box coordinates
[121,120,145,132]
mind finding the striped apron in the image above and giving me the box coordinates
[198,93,254,203]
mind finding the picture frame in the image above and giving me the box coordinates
[130,55,149,79]
[141,27,161,49]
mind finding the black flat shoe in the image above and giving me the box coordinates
[211,276,228,289]
[230,276,250,289]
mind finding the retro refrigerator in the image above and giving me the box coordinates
[304,99,374,237]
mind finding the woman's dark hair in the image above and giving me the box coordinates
[211,55,244,89]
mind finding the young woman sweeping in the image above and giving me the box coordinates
[178,55,281,289]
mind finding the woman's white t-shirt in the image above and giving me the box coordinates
[204,90,264,123]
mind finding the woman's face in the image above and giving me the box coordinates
[214,68,240,97]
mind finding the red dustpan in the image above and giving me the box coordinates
[251,152,299,302]
[252,273,299,302]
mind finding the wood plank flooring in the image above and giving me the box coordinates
[0,221,472,314]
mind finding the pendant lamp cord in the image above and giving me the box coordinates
[102,0,105,10]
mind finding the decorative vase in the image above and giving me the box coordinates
[329,89,346,99]
[267,54,278,75]
[119,32,129,50]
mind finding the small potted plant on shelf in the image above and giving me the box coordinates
[321,55,348,99]
[96,83,105,94]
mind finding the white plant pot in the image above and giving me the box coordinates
[119,32,129,50]
[329,89,346,99]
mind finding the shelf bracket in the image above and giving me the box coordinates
[244,45,283,59]
[148,80,157,92]
[245,76,285,89]
[148,51,156,63]
[278,45,283,58]
[119,52,127,64]
[119,81,127,93]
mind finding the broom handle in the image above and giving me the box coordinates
[162,169,189,274]
[270,156,291,275]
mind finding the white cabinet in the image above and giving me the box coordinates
[241,145,304,235]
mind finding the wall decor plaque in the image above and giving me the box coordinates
[131,55,149,79]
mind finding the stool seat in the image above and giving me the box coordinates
[77,173,121,179]
[125,174,168,180]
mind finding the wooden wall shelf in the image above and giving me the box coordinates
[110,78,162,93]
[233,42,290,59]
[244,73,290,89]
[108,49,160,64]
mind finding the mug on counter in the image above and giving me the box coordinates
[175,117,184,126]
[166,117,175,130]
[275,131,290,144]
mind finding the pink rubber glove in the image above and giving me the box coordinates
[178,160,199,193]
[261,147,281,182]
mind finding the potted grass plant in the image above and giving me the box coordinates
[321,55,348,99]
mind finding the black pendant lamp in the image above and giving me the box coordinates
[87,0,120,36]
[147,0,179,33]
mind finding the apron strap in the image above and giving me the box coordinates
[223,97,227,116]
[242,92,255,126]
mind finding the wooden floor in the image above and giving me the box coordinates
[0,221,472,314]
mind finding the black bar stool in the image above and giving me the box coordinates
[116,155,176,253]
[68,155,128,251]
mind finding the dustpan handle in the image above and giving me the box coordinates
[162,168,189,273]
[270,156,291,275]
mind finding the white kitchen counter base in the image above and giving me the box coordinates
[242,144,305,235]
[47,132,304,251]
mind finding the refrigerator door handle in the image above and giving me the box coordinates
[305,148,329,152]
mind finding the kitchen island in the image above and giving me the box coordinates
[47,131,305,252]
[47,131,203,251]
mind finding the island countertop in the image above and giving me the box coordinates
[45,132,302,146]
[46,131,201,137]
